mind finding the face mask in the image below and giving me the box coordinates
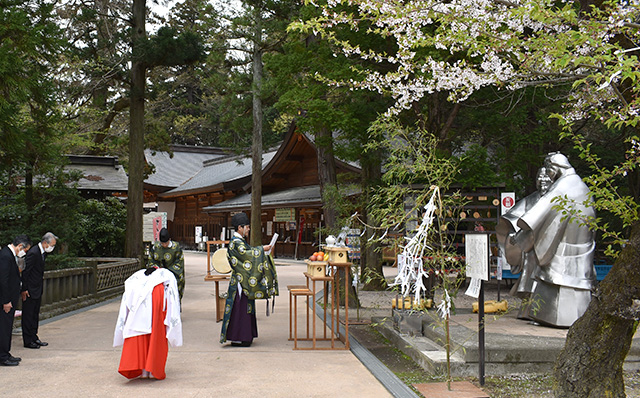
[45,245,54,253]
[17,249,26,258]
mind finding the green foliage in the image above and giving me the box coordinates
[44,254,86,271]
[74,197,127,257]
[318,181,361,236]
[454,144,502,188]
[366,117,460,229]
[267,0,391,183]
[447,86,567,195]
[0,188,29,245]
[554,120,640,258]
[143,0,226,147]
[0,173,81,248]
[141,27,205,68]
[145,0,293,150]
[0,170,126,258]
[363,118,469,386]
[0,0,65,175]
[365,117,467,296]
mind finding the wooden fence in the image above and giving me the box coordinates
[35,257,142,320]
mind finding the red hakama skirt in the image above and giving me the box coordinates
[118,283,168,379]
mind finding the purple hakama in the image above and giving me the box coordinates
[225,291,258,343]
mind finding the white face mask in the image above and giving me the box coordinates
[45,245,54,253]
[17,249,26,258]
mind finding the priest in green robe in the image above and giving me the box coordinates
[148,228,185,301]
[220,212,278,347]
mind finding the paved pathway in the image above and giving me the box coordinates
[0,252,392,398]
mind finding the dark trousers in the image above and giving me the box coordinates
[0,307,15,361]
[22,296,42,345]
[226,292,258,343]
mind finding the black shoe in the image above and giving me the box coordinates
[35,339,48,347]
[0,359,19,366]
[9,356,21,362]
[231,341,252,347]
[24,342,40,349]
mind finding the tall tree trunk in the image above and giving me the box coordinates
[316,126,337,229]
[361,150,386,290]
[125,0,145,259]
[554,222,640,397]
[250,4,263,248]
[89,0,113,155]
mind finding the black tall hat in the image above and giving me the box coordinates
[159,227,170,242]
[231,212,250,228]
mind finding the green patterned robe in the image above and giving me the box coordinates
[148,241,185,299]
[219,235,279,343]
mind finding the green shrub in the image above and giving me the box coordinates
[0,180,126,258]
[75,197,126,257]
[44,253,86,271]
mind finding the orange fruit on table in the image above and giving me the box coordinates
[317,251,324,258]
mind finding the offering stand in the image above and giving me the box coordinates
[326,246,352,350]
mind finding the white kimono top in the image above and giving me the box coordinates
[113,268,183,347]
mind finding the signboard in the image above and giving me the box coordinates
[496,255,503,280]
[501,192,515,215]
[347,229,361,260]
[465,233,489,281]
[275,208,295,222]
[195,226,203,243]
[143,212,167,242]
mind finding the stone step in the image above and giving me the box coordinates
[379,310,640,377]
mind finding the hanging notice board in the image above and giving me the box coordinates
[275,208,295,222]
[465,233,489,281]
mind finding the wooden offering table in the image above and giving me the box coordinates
[204,240,230,322]
[292,246,352,350]
[328,260,352,350]
[295,271,337,350]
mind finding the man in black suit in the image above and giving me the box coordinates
[0,235,31,366]
[21,232,57,349]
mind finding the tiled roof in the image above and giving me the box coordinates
[144,146,227,189]
[66,162,128,192]
[202,185,322,212]
[159,151,277,197]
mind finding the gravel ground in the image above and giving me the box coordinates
[479,371,640,398]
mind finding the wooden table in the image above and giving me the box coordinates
[296,272,338,350]
[329,261,352,350]
[204,274,229,322]
[295,263,352,350]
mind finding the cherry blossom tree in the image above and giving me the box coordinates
[294,1,640,396]
[294,0,640,123]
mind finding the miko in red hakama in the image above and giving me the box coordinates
[113,267,182,380]
[118,283,168,379]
